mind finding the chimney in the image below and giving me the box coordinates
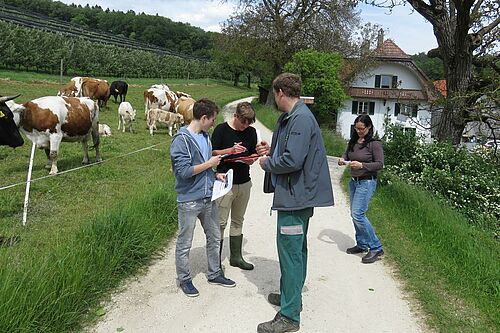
[377,29,384,48]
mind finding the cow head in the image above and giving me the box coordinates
[0,95,24,148]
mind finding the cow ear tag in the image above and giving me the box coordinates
[0,111,5,118]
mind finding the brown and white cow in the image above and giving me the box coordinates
[81,78,110,108]
[58,77,83,97]
[59,77,110,108]
[143,88,179,117]
[147,108,184,136]
[8,96,101,175]
[175,96,195,125]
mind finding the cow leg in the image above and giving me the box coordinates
[169,123,173,136]
[48,135,62,175]
[118,116,122,131]
[44,148,51,170]
[81,138,90,165]
[91,125,102,162]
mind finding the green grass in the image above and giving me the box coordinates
[0,70,255,332]
[339,170,500,332]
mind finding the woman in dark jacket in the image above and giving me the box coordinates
[338,114,384,264]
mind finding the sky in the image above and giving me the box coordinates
[57,0,437,55]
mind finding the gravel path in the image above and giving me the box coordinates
[89,98,427,333]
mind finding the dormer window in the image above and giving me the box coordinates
[375,75,398,88]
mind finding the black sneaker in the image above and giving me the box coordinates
[208,274,236,288]
[346,245,368,254]
[362,249,384,264]
[257,312,299,333]
[179,280,199,297]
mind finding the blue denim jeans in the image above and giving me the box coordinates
[175,198,221,283]
[348,178,382,251]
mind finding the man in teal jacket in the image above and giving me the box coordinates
[256,73,334,333]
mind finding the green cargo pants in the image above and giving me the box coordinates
[277,207,313,324]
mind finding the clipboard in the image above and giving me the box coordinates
[222,154,259,163]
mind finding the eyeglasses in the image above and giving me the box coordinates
[354,127,367,132]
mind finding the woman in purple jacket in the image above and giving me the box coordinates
[338,114,384,264]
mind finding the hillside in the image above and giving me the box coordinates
[0,0,214,59]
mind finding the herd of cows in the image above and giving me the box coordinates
[0,77,195,175]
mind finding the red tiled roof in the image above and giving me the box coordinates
[433,80,447,97]
[374,40,411,60]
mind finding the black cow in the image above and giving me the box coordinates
[109,80,128,103]
[0,95,23,148]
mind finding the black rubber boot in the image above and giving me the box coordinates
[229,234,254,270]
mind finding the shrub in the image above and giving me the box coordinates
[383,125,500,237]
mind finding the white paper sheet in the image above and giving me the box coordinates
[211,169,233,201]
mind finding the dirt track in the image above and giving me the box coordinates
[89,98,427,333]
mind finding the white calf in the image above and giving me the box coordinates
[147,108,184,136]
[118,102,136,133]
[98,123,112,137]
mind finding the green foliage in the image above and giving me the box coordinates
[382,125,500,236]
[0,21,229,79]
[411,52,444,80]
[284,49,347,126]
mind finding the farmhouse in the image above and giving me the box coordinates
[337,34,438,141]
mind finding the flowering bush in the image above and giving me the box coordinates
[382,126,500,237]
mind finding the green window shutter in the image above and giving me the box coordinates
[352,101,358,114]
[395,103,400,116]
[369,102,375,115]
[392,76,398,88]
[412,104,418,117]
[375,75,381,88]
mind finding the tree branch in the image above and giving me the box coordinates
[406,0,438,24]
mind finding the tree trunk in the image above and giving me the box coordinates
[246,74,251,88]
[233,72,240,87]
[433,15,473,145]
[265,88,276,107]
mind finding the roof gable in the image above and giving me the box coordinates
[374,40,411,60]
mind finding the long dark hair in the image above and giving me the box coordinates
[347,114,377,152]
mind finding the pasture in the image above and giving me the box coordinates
[0,70,255,332]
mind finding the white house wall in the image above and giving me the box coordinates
[353,63,422,89]
[338,62,432,141]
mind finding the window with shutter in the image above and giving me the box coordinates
[395,103,400,116]
[369,102,375,115]
[352,101,358,114]
[392,76,398,88]
[412,104,418,117]
[375,75,381,88]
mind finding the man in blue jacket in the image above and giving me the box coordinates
[170,98,236,297]
[256,73,334,332]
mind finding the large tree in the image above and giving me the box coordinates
[223,0,362,77]
[367,0,499,144]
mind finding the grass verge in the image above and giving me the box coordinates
[0,179,178,332]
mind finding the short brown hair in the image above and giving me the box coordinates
[272,73,301,98]
[235,102,255,124]
[193,98,219,120]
